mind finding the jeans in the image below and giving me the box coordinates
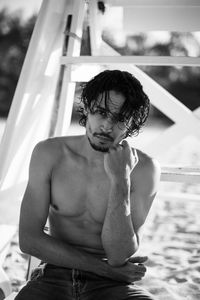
[15,263,156,300]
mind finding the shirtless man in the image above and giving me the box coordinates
[16,70,160,300]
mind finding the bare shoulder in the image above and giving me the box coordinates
[131,148,161,195]
[32,135,82,164]
[32,137,63,161]
[135,148,160,175]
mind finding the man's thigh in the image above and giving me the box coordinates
[81,275,155,300]
[14,263,73,300]
[84,284,155,300]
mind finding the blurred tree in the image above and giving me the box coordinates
[0,9,36,117]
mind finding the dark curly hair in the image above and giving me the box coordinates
[77,70,150,137]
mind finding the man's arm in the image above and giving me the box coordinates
[19,140,107,274]
[101,141,161,266]
[19,139,147,282]
[130,156,161,246]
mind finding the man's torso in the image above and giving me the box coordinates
[45,136,150,257]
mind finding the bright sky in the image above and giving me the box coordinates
[0,0,42,19]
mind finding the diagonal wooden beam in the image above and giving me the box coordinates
[60,55,200,66]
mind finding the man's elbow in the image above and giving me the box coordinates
[19,234,31,254]
[107,257,128,267]
[19,228,42,256]
[107,245,139,267]
[19,229,33,254]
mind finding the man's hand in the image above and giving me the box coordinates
[105,256,148,283]
[104,140,138,181]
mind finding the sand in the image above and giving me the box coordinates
[136,194,200,300]
[1,129,200,299]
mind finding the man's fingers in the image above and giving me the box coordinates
[136,265,147,273]
[122,140,129,148]
[130,263,147,274]
[133,277,143,282]
[129,256,148,264]
[109,141,124,151]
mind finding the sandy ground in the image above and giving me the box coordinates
[1,119,200,299]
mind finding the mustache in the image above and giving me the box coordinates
[94,133,114,141]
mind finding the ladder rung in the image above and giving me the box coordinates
[161,173,200,183]
[157,191,200,202]
[108,0,200,7]
[162,166,200,173]
[161,166,200,183]
[60,56,200,66]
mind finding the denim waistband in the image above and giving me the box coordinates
[35,262,104,282]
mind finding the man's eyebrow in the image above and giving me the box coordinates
[95,106,125,118]
[95,105,106,110]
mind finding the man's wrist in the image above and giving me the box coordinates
[110,175,131,187]
[109,177,131,202]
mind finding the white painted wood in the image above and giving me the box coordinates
[162,166,200,173]
[0,0,69,194]
[161,172,200,183]
[54,69,76,136]
[158,191,200,202]
[106,0,200,33]
[60,55,200,66]
[66,0,86,57]
[142,121,200,157]
[161,166,200,183]
[55,0,86,136]
[107,0,200,7]
[88,0,103,55]
[4,293,17,300]
[142,107,200,157]
[124,7,200,32]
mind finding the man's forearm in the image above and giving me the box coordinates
[101,178,138,266]
[20,231,109,277]
[20,231,146,283]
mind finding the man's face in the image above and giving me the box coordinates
[86,90,129,152]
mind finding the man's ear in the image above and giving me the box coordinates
[115,132,127,146]
[83,107,88,116]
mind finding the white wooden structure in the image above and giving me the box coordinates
[0,225,16,299]
[1,0,200,298]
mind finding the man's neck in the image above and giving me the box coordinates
[80,135,105,167]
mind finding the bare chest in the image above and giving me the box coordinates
[51,160,110,223]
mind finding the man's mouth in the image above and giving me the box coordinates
[94,134,113,142]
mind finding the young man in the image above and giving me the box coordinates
[16,70,160,300]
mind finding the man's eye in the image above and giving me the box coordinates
[117,117,125,123]
[100,111,107,117]
[116,115,126,123]
[95,109,107,117]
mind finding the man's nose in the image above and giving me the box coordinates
[100,118,114,132]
